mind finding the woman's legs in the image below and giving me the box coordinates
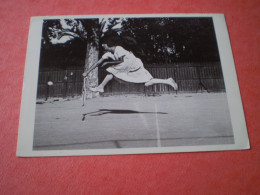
[145,78,178,90]
[90,74,113,93]
[90,74,178,93]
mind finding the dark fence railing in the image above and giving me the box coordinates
[37,62,225,98]
[37,69,84,99]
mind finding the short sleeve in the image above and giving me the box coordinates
[102,52,115,60]
[114,46,129,59]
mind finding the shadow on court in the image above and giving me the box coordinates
[82,109,167,120]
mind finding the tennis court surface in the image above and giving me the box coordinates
[33,93,234,150]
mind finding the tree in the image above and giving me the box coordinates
[41,17,122,99]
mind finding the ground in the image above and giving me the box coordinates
[33,93,234,150]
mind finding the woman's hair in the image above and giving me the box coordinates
[101,32,123,47]
[102,33,144,57]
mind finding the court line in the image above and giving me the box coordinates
[155,104,161,147]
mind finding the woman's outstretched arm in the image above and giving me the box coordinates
[101,59,123,68]
[82,58,105,77]
[83,52,116,77]
[82,56,123,77]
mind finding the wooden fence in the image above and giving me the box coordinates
[37,69,84,99]
[37,62,225,98]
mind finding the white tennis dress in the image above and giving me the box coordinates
[102,46,153,83]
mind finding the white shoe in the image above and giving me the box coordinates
[89,87,104,93]
[168,78,178,90]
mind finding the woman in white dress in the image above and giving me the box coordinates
[83,39,178,93]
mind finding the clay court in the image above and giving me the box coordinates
[33,93,234,150]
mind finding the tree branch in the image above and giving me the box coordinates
[58,30,85,41]
[58,30,79,39]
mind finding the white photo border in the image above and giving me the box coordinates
[17,14,250,157]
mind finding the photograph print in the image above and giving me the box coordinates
[17,14,249,156]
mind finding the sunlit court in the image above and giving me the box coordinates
[33,93,234,150]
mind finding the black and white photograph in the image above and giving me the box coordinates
[17,14,249,156]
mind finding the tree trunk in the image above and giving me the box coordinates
[83,42,99,99]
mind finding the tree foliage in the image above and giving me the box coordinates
[40,17,220,70]
[120,17,220,63]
